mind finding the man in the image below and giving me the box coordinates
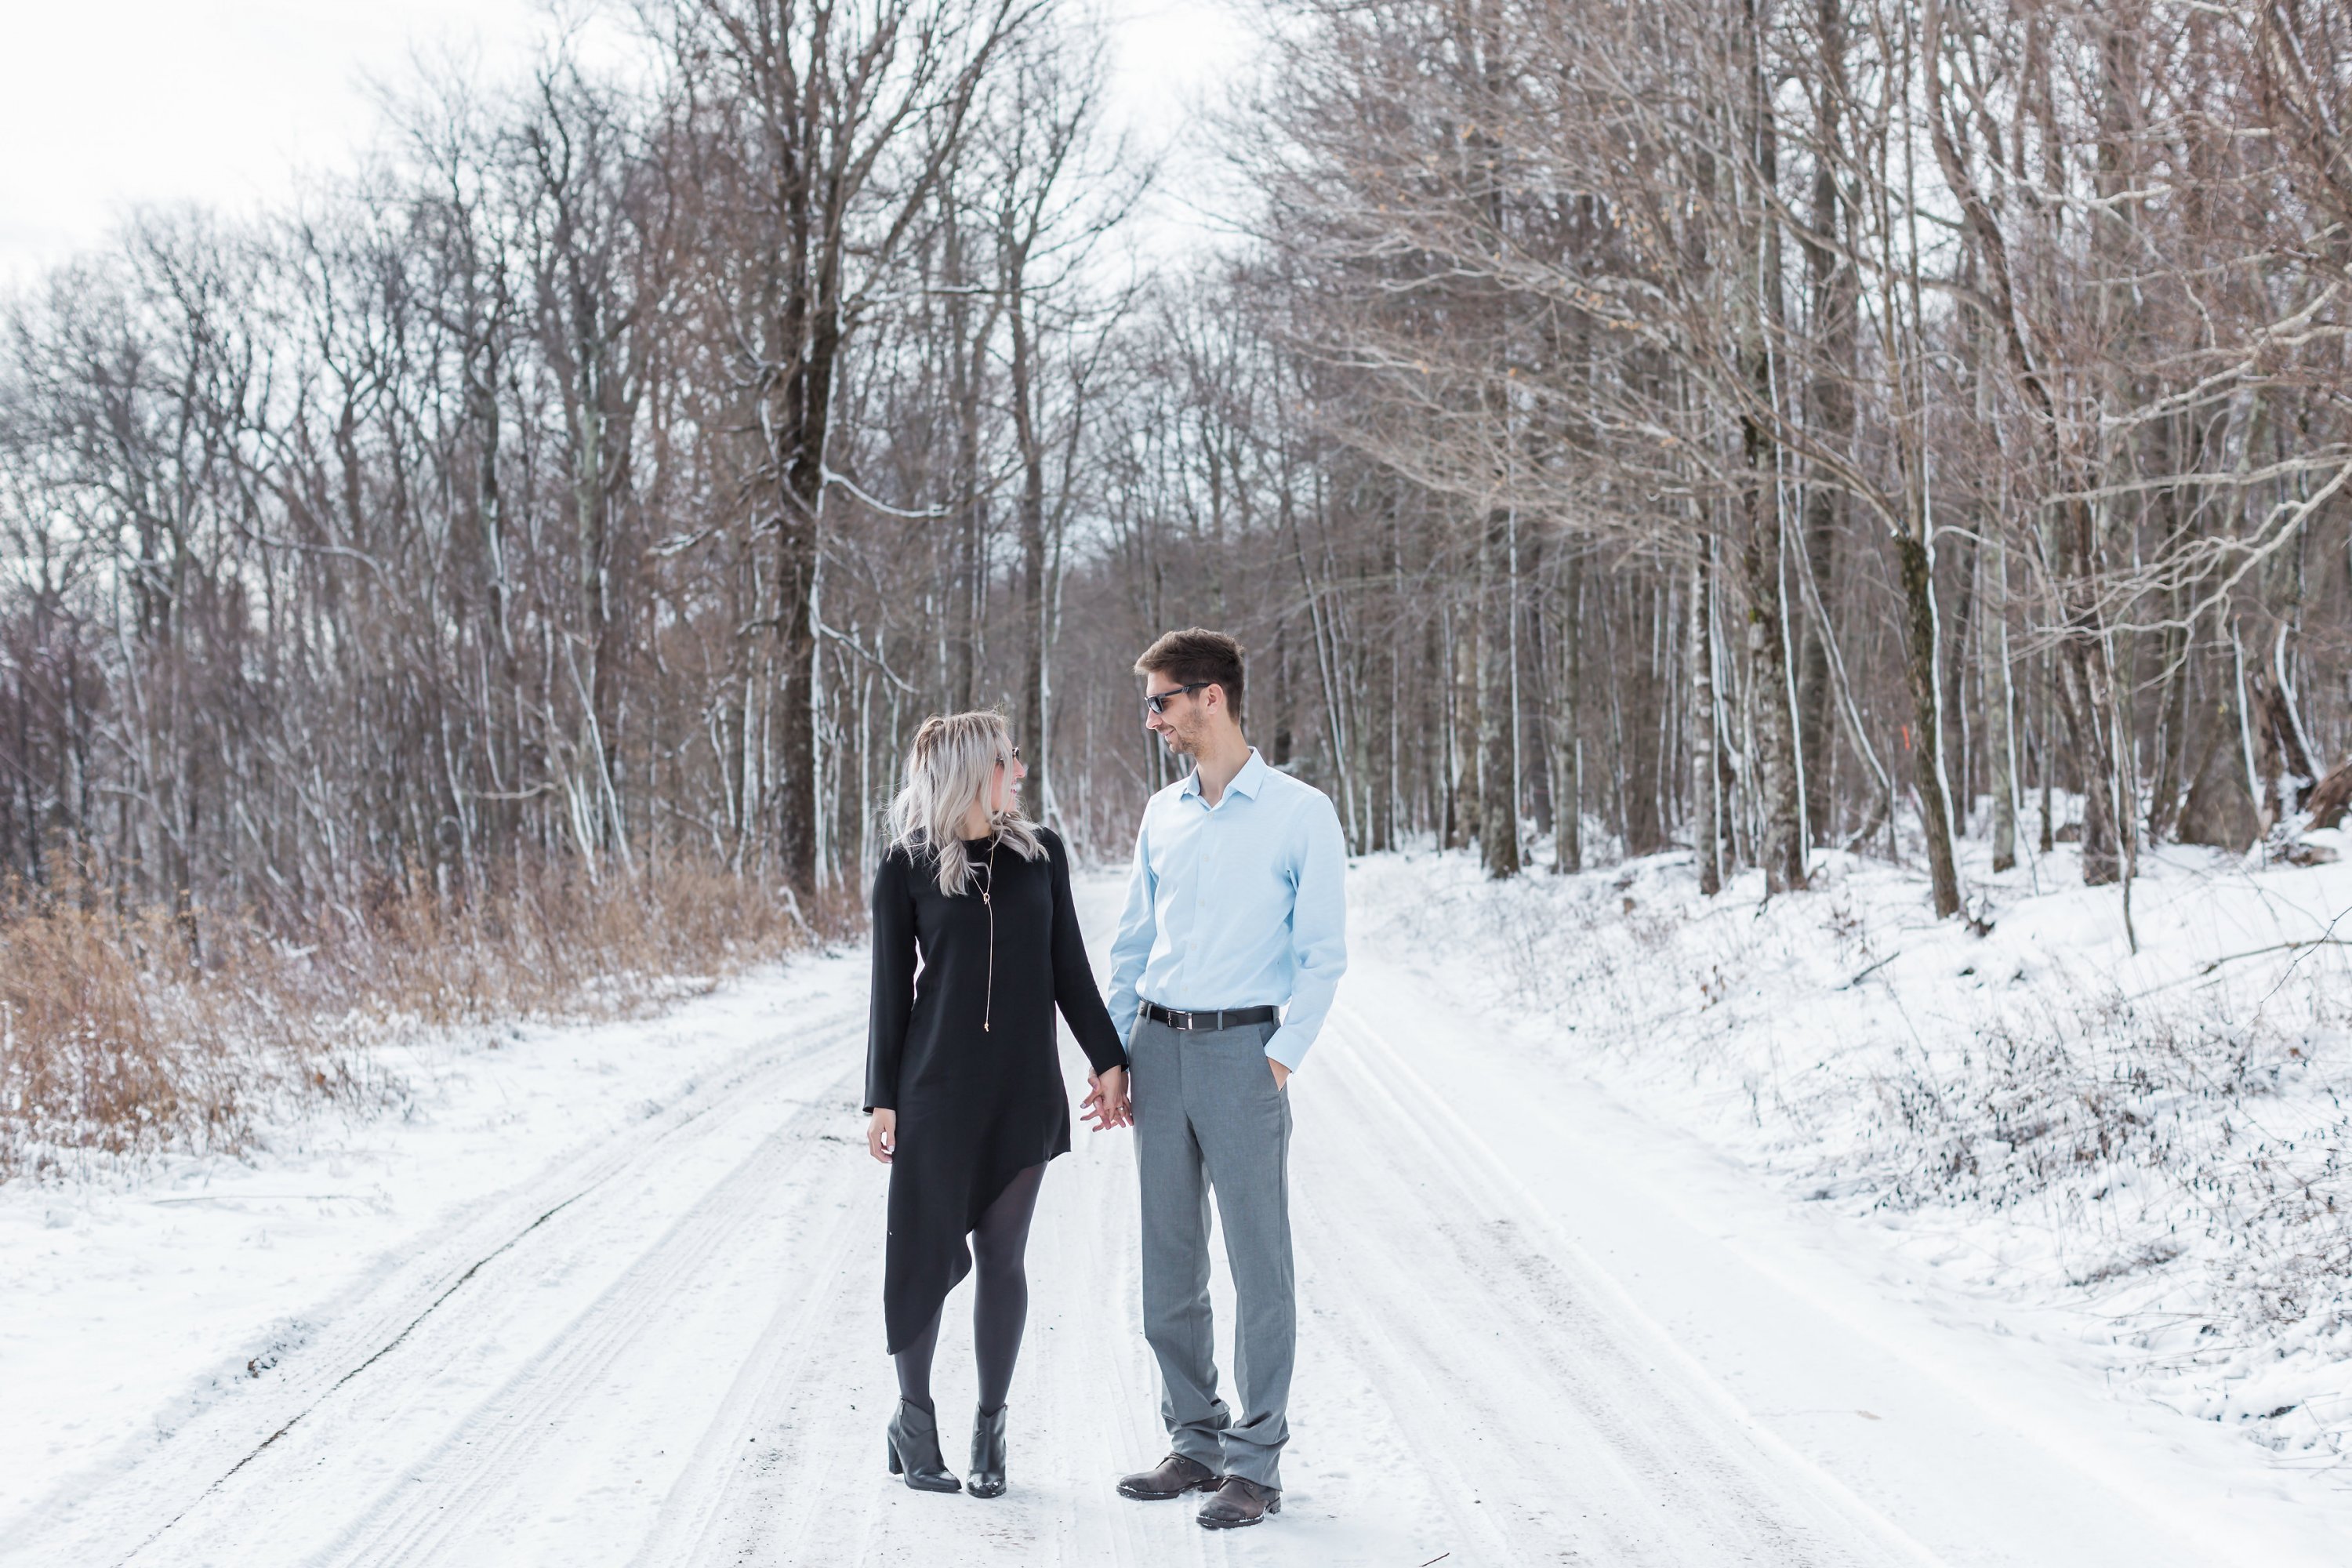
[1098,627,1348,1530]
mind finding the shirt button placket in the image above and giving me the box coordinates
[1181,801,1205,933]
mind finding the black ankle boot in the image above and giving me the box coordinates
[885,1399,961,1493]
[968,1404,1008,1498]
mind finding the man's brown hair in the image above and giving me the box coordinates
[1135,628,1245,723]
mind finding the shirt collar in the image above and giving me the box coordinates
[1181,748,1271,802]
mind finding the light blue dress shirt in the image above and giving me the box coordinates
[1106,749,1349,1071]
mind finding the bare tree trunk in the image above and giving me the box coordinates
[1551,545,1584,873]
[2056,532,2122,886]
[1738,0,1805,895]
[1738,427,1804,893]
[1010,274,1048,776]
[1895,522,1963,914]
[1987,532,2019,872]
[1479,508,1520,877]
[1937,532,1976,830]
[1691,534,1721,894]
[1796,0,1854,848]
[946,203,991,712]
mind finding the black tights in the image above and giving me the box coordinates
[895,1161,1045,1415]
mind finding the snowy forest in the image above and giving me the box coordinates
[2,0,2349,932]
[5,0,2352,1160]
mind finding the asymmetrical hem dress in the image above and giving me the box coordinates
[865,826,1127,1354]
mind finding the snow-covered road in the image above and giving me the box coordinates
[5,876,2341,1566]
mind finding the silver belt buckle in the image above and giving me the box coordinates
[1175,1008,1195,1030]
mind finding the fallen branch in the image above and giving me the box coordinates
[2199,938,2352,975]
[1839,952,1900,990]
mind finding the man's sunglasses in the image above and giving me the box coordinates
[1144,681,1209,715]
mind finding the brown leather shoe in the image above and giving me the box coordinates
[1116,1453,1219,1501]
[1197,1475,1281,1529]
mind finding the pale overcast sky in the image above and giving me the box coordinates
[0,0,1247,286]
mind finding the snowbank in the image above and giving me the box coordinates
[1351,831,2352,1476]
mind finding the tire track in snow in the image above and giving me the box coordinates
[300,1046,866,1566]
[662,1098,1157,1567]
[7,995,866,1568]
[1301,1000,1933,1565]
[28,904,1961,1568]
[616,1160,880,1568]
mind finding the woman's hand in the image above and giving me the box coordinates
[1082,1066,1132,1131]
[867,1108,897,1163]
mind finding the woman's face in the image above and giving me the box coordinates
[989,742,1027,815]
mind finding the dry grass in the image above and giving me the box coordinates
[0,856,855,1182]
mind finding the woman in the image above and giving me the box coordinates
[865,710,1131,1498]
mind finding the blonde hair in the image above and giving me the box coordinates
[887,710,1044,895]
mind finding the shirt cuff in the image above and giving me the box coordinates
[1263,1024,1310,1073]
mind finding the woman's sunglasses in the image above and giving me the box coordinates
[1144,681,1208,714]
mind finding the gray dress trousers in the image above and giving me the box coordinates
[1130,1014,1294,1490]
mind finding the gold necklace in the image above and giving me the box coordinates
[980,832,998,1033]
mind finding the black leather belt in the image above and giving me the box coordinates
[1140,1001,1279,1033]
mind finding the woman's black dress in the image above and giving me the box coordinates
[866,826,1126,1354]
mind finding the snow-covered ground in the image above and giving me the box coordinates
[1354,827,2352,1486]
[2,849,2346,1565]
[0,953,872,1556]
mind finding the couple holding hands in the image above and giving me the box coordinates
[862,627,1348,1530]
